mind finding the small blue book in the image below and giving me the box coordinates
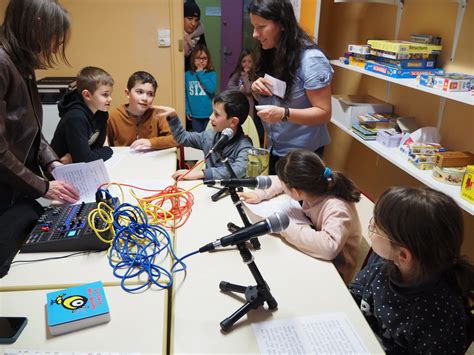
[46,281,111,336]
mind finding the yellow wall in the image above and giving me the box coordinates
[0,0,185,116]
[318,0,474,256]
[299,0,318,38]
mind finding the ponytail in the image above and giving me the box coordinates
[328,172,361,203]
[449,256,474,309]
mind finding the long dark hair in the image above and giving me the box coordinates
[0,0,70,73]
[228,49,256,81]
[374,186,474,305]
[275,149,360,203]
[248,0,319,101]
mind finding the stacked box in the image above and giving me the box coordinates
[461,165,474,204]
[376,129,402,147]
[432,166,466,186]
[435,151,474,168]
[419,73,474,92]
[365,62,443,79]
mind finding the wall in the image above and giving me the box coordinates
[0,0,185,117]
[318,0,474,256]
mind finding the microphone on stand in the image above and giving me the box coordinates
[198,213,290,253]
[205,128,234,159]
[204,176,272,190]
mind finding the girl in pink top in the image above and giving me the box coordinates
[240,149,362,283]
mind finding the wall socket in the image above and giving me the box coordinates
[157,29,171,47]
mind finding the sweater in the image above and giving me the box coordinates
[254,176,362,283]
[51,90,113,163]
[168,116,252,179]
[185,70,216,119]
[107,104,177,149]
[349,253,469,354]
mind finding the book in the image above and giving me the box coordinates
[367,40,442,54]
[46,281,111,336]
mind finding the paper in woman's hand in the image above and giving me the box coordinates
[264,74,287,99]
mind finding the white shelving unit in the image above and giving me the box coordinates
[330,60,474,106]
[330,118,474,215]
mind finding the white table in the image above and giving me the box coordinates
[170,182,384,354]
[0,287,167,354]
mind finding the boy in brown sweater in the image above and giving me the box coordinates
[107,71,176,150]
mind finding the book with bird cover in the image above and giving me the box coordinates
[46,281,110,336]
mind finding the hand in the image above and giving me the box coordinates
[172,169,204,180]
[152,105,177,119]
[130,138,152,151]
[186,114,193,121]
[251,77,272,97]
[238,191,261,204]
[44,180,80,204]
[256,105,285,124]
[59,153,72,164]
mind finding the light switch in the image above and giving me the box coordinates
[157,29,171,47]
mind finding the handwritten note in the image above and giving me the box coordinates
[252,312,370,354]
[52,159,110,202]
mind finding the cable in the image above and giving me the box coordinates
[11,250,102,264]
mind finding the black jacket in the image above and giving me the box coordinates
[51,90,112,163]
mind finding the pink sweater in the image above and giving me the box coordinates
[254,176,362,283]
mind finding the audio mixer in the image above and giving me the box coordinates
[21,201,114,253]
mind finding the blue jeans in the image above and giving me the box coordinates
[191,118,209,133]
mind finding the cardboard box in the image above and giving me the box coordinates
[435,151,474,168]
[376,129,402,147]
[331,95,393,129]
[461,165,474,204]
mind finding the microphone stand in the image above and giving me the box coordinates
[212,158,276,331]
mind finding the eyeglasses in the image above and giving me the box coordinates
[368,217,399,245]
[195,56,208,61]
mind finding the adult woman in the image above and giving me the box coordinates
[249,0,333,173]
[184,0,207,72]
[0,0,79,277]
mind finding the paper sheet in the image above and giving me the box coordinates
[52,159,110,202]
[243,194,310,225]
[5,351,140,355]
[264,74,287,99]
[252,312,370,354]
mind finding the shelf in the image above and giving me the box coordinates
[330,118,474,215]
[330,60,474,106]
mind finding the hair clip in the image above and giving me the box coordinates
[323,167,332,180]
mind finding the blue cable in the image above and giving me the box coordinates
[106,203,196,293]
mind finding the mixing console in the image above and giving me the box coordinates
[21,201,113,253]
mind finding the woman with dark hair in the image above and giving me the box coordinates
[184,0,207,72]
[0,0,79,277]
[249,0,333,174]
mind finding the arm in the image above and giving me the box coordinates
[163,111,204,150]
[147,116,177,149]
[196,70,217,96]
[281,202,353,261]
[202,138,251,180]
[62,113,112,163]
[226,73,240,91]
[255,85,332,126]
[106,117,116,147]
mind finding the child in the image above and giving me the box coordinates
[107,71,177,151]
[349,186,473,354]
[227,49,264,146]
[185,45,216,132]
[166,89,253,180]
[239,149,362,284]
[51,66,114,163]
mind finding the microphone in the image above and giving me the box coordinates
[199,212,290,253]
[205,128,234,159]
[203,176,272,190]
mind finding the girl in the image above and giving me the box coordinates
[249,0,333,174]
[185,45,216,133]
[350,186,473,354]
[227,49,264,146]
[239,149,362,283]
[0,0,79,277]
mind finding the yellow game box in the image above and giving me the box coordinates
[461,165,474,204]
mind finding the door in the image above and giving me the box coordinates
[220,0,244,90]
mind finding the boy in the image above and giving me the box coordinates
[51,66,114,163]
[107,71,176,151]
[163,90,252,180]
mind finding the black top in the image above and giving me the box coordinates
[349,253,469,354]
[51,90,112,163]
